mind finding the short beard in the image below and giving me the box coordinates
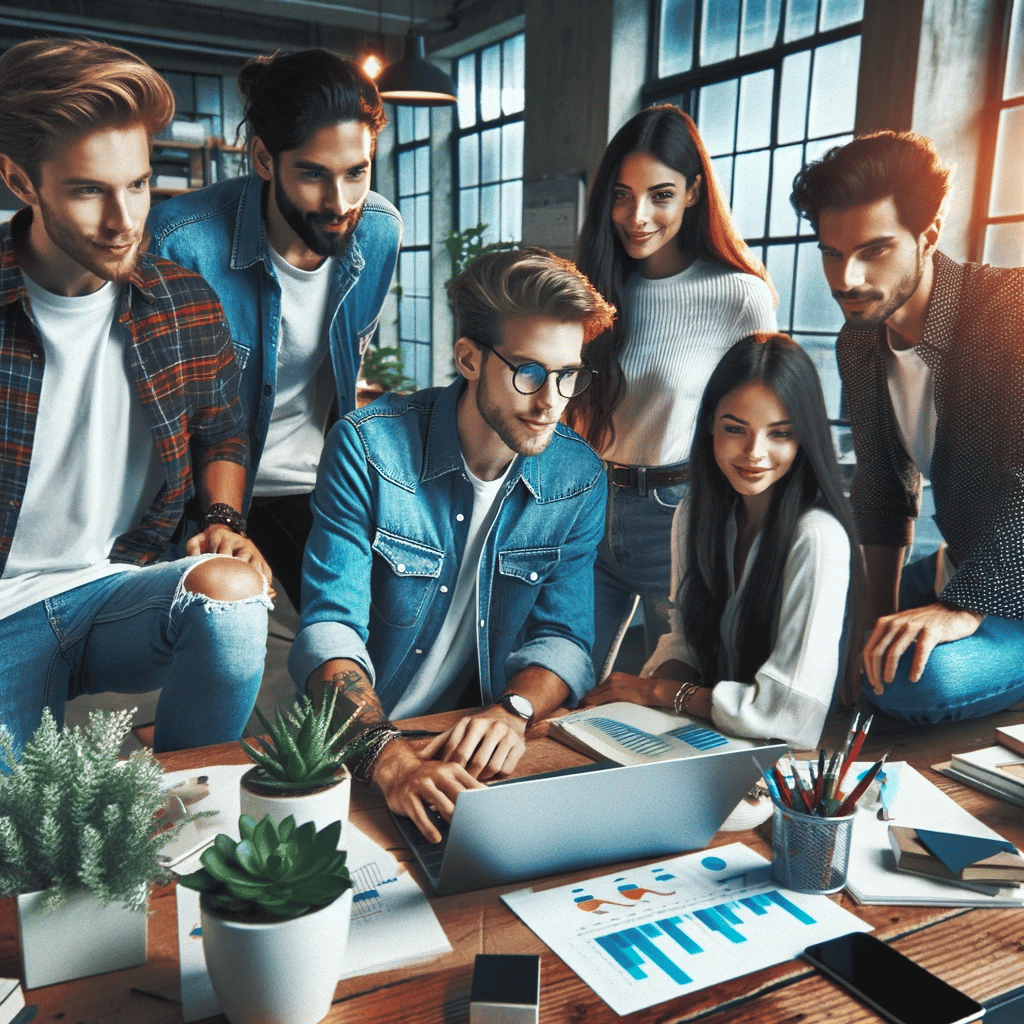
[475,375,555,458]
[833,248,926,329]
[272,170,360,259]
[37,194,140,284]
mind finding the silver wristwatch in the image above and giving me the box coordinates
[496,692,534,726]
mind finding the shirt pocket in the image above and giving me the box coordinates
[490,546,561,637]
[370,530,444,629]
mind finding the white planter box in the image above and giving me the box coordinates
[201,888,353,1024]
[16,887,147,989]
[239,766,351,841]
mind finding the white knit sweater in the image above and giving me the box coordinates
[602,260,777,467]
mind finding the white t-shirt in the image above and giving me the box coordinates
[253,246,334,497]
[885,333,954,590]
[390,459,511,719]
[643,501,850,750]
[603,261,778,467]
[1,276,163,618]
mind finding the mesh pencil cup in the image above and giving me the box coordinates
[770,799,856,895]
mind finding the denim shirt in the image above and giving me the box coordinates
[147,173,402,506]
[288,379,607,714]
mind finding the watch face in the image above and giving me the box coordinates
[503,694,534,720]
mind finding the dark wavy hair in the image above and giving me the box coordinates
[682,333,864,689]
[237,48,386,157]
[569,104,775,452]
[790,130,953,236]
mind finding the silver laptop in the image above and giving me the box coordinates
[391,741,786,895]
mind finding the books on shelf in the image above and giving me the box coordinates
[888,825,1024,890]
[547,702,761,766]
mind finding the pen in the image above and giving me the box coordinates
[786,758,815,814]
[836,714,873,794]
[835,753,889,817]
[752,756,787,808]
[812,749,825,811]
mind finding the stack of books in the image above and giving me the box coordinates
[938,723,1024,807]
[888,825,1024,896]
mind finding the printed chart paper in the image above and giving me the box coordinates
[503,843,869,1016]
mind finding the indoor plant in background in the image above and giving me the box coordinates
[238,686,370,839]
[179,813,354,1024]
[0,709,189,988]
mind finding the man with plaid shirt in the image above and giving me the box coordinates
[0,39,271,753]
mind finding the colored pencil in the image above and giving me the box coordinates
[836,753,888,817]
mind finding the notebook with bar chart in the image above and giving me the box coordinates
[547,703,764,766]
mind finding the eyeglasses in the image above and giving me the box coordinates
[474,339,596,398]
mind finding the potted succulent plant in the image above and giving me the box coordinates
[238,687,370,839]
[179,813,353,1024]
[0,709,191,988]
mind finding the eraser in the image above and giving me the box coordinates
[470,954,540,1024]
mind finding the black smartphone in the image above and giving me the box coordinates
[803,932,984,1024]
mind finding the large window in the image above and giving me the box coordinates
[394,106,433,390]
[981,0,1024,266]
[454,33,525,247]
[649,0,863,417]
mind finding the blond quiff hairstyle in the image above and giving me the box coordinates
[0,38,174,181]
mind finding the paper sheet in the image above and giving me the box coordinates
[843,761,1024,907]
[502,842,869,1017]
[166,766,451,1022]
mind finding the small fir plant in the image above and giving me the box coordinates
[179,814,351,920]
[241,687,371,792]
[0,709,190,911]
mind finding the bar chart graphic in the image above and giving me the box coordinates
[504,842,871,1016]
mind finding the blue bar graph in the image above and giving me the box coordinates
[589,717,672,756]
[694,906,745,944]
[657,916,703,954]
[665,723,729,749]
[596,927,693,985]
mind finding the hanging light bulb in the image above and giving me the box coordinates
[376,0,457,107]
[362,53,384,79]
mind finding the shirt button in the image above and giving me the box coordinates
[440,585,448,593]
[479,619,485,628]
[264,384,272,396]
[414,648,423,654]
[529,571,538,581]
[396,563,406,573]
[456,514,465,522]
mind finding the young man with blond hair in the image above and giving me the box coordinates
[0,38,271,753]
[290,248,615,840]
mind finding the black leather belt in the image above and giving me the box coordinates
[607,463,690,492]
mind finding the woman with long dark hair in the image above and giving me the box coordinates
[581,334,864,750]
[570,105,778,676]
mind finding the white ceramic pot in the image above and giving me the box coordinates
[16,886,148,989]
[200,888,353,1024]
[239,766,351,841]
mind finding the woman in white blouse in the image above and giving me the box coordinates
[570,105,778,677]
[581,333,865,750]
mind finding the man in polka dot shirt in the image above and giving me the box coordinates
[289,248,615,841]
[791,130,1024,725]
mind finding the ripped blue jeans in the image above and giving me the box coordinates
[0,556,270,753]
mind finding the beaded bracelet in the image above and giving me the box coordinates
[201,502,247,536]
[351,723,402,784]
[673,681,701,716]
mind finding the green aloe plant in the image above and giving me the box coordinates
[178,814,351,920]
[240,687,370,792]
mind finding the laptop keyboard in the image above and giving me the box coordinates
[403,810,450,875]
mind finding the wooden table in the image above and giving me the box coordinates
[3,706,1024,1023]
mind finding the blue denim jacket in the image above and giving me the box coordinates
[147,173,402,505]
[288,379,607,713]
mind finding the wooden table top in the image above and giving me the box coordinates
[2,705,1023,1023]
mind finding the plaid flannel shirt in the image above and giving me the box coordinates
[0,208,249,575]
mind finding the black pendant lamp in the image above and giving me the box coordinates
[376,1,456,107]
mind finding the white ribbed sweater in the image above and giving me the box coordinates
[603,260,778,467]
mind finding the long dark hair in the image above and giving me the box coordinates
[682,333,864,688]
[569,104,774,452]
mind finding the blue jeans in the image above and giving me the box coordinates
[592,477,688,678]
[0,556,271,754]
[865,552,1024,723]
